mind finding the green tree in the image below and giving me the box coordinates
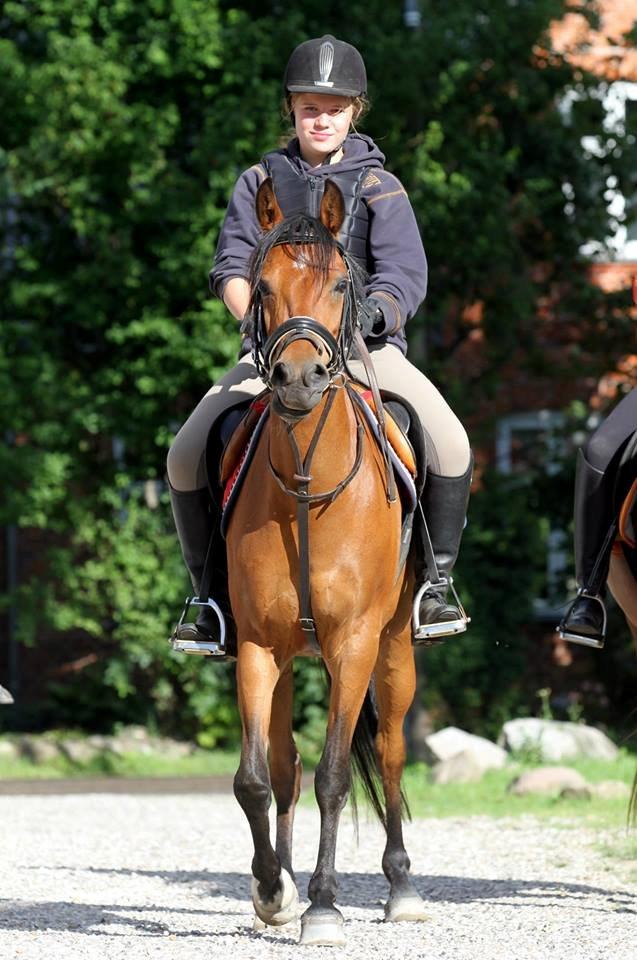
[1,1,633,738]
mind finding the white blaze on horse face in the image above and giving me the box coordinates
[292,260,307,271]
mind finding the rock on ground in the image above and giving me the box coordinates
[499,718,618,762]
[423,726,508,769]
[507,766,589,796]
[0,790,635,960]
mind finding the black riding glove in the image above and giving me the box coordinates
[358,296,387,340]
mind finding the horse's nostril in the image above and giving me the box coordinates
[303,362,329,389]
[271,361,291,387]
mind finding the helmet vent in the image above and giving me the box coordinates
[318,40,335,85]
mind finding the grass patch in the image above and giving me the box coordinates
[400,761,633,827]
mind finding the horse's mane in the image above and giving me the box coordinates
[248,214,367,298]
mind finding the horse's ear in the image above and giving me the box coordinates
[256,177,283,231]
[320,180,345,236]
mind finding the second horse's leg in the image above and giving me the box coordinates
[300,641,377,947]
[269,663,303,880]
[234,644,299,927]
[375,628,429,922]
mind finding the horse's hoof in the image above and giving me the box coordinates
[299,906,346,946]
[251,868,299,926]
[253,915,267,931]
[384,894,430,923]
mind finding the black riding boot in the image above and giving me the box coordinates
[558,450,613,649]
[169,485,234,658]
[413,460,472,645]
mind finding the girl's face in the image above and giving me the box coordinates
[292,93,355,166]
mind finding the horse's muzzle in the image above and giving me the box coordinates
[271,359,330,420]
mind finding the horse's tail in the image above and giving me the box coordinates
[350,680,411,833]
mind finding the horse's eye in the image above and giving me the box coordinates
[258,280,272,298]
[333,278,349,295]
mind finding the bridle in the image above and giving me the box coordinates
[245,236,359,389]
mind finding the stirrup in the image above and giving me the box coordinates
[556,590,606,650]
[170,596,227,656]
[412,577,470,642]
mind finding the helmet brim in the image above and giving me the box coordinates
[287,82,364,98]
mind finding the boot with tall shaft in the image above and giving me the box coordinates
[413,459,472,644]
[169,485,232,657]
[558,450,614,649]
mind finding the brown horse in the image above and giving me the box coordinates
[225,177,427,946]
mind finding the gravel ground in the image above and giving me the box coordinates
[0,789,635,960]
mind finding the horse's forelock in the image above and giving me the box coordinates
[250,215,346,291]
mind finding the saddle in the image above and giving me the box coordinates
[215,387,426,539]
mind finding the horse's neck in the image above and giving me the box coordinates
[269,387,357,485]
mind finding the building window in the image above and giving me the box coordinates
[496,411,572,620]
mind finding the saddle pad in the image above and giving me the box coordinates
[220,395,270,486]
[221,402,270,536]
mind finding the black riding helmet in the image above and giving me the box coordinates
[283,35,367,98]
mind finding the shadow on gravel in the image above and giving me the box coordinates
[14,866,636,923]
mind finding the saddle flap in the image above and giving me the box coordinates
[349,383,417,477]
[619,477,637,548]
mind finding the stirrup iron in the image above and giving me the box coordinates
[412,577,470,642]
[170,596,227,656]
[556,590,606,650]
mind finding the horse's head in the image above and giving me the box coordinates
[248,178,360,422]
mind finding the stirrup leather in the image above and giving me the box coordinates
[412,577,470,641]
[556,590,606,650]
[170,596,227,656]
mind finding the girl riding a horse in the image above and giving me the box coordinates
[167,34,472,650]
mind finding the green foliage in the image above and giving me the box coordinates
[1,1,634,740]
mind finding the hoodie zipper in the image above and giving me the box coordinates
[308,176,320,218]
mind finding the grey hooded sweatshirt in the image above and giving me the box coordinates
[210,133,428,355]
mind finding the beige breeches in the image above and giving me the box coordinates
[166,343,471,492]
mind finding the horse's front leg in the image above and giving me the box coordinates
[269,663,302,880]
[300,637,377,947]
[234,643,299,927]
[375,627,429,923]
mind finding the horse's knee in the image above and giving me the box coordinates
[234,769,272,817]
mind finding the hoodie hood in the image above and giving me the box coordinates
[284,133,385,176]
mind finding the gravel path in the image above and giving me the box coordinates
[0,789,635,959]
